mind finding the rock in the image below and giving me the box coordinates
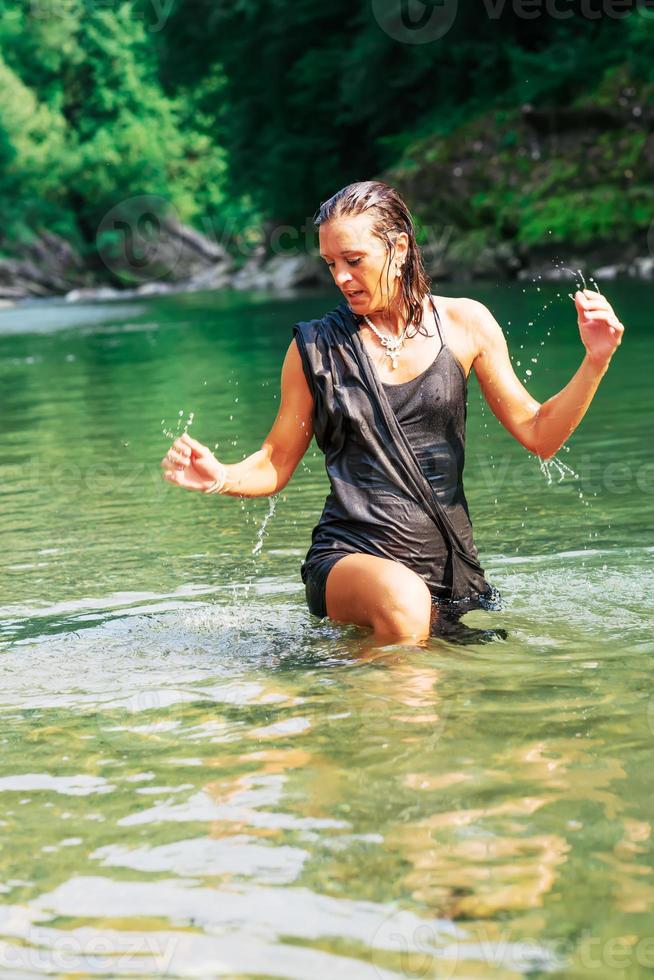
[95,209,235,287]
[0,278,30,300]
[0,231,90,298]
[429,233,524,281]
[266,254,328,290]
[629,256,654,279]
[231,246,268,291]
[135,282,178,297]
[591,264,624,280]
[162,217,230,264]
[186,264,233,291]
[65,286,128,302]
[232,252,329,291]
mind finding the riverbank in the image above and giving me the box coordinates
[2,65,652,307]
[1,226,652,309]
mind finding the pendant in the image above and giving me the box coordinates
[381,335,403,369]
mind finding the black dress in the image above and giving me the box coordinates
[293,297,501,622]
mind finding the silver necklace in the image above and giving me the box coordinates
[362,314,408,370]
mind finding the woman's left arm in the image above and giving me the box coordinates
[470,289,624,460]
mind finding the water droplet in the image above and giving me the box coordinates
[538,455,578,485]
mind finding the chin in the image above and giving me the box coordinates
[344,296,370,315]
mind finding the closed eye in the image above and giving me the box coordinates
[326,258,362,269]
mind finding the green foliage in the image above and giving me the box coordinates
[517,186,652,247]
[0,1,651,268]
[0,0,251,257]
[0,54,71,242]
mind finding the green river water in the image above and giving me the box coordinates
[0,282,652,979]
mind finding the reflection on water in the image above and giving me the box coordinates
[1,285,653,977]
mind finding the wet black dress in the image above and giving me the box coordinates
[293,298,501,622]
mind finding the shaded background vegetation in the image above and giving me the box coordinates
[0,0,652,270]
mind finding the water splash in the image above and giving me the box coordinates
[515,276,566,385]
[538,455,578,485]
[563,266,602,300]
[252,496,278,556]
[161,409,195,441]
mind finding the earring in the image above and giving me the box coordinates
[396,264,403,277]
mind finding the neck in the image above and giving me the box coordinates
[365,295,426,337]
[365,303,407,337]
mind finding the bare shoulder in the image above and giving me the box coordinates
[436,295,498,333]
[432,295,501,369]
[281,337,313,405]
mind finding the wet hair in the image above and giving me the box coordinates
[314,180,432,335]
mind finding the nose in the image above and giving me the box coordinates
[334,267,353,288]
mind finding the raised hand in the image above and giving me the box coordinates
[574,289,624,368]
[161,433,226,492]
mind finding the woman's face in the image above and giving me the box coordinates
[318,211,408,316]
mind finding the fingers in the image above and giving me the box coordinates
[161,447,187,470]
[575,289,609,309]
[179,433,207,454]
[161,435,197,470]
[161,432,217,490]
[575,290,622,325]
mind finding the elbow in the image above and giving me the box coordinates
[529,436,567,461]
[517,420,548,458]
[534,446,557,461]
[524,432,561,460]
[268,452,294,494]
[521,408,565,460]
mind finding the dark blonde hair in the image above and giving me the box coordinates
[314,180,432,333]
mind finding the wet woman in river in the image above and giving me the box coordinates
[161,181,624,643]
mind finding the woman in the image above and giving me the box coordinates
[162,181,624,643]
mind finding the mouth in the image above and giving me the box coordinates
[345,290,365,301]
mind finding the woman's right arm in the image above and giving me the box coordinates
[161,339,314,498]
